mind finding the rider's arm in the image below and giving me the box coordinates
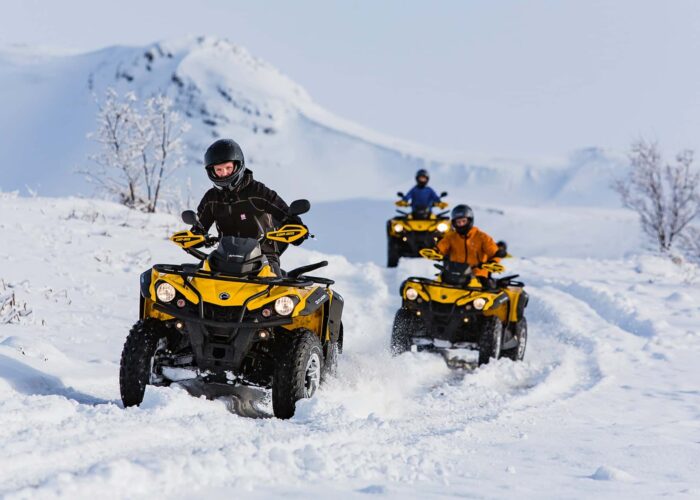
[428,187,441,204]
[403,187,415,202]
[196,191,216,233]
[436,235,451,257]
[481,232,501,263]
[248,182,292,223]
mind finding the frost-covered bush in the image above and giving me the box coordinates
[613,139,700,252]
[0,281,32,324]
[679,226,700,263]
[81,88,190,213]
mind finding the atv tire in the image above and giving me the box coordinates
[120,319,169,407]
[501,317,527,361]
[321,340,339,382]
[387,240,400,268]
[272,329,323,419]
[391,308,418,355]
[478,316,504,366]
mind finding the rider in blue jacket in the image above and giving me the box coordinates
[403,169,441,213]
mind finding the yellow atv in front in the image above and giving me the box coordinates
[386,191,450,267]
[391,249,528,368]
[120,200,344,419]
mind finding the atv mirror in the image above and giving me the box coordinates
[397,191,404,198]
[440,191,448,198]
[181,210,200,226]
[289,199,310,216]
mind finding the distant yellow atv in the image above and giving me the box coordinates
[386,191,450,267]
[391,248,528,367]
[120,200,344,419]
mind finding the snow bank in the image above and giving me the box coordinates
[1,195,699,497]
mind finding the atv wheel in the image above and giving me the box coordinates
[387,240,400,268]
[391,308,418,355]
[321,340,339,382]
[501,317,527,361]
[120,319,169,407]
[478,316,504,365]
[272,329,323,419]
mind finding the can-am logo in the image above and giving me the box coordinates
[219,292,230,300]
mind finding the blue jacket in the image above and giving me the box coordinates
[403,185,440,209]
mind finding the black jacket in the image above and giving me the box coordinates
[196,170,296,258]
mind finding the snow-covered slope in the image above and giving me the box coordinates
[1,193,699,498]
[0,37,626,206]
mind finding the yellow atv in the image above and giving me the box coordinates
[386,191,450,267]
[120,200,344,419]
[390,248,528,368]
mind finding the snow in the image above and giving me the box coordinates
[1,35,699,499]
[1,193,699,498]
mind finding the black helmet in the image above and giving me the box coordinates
[204,139,246,190]
[415,168,429,186]
[451,204,474,234]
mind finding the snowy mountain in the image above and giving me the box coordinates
[1,192,699,497]
[0,37,626,207]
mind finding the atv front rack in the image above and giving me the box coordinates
[405,277,485,293]
[152,263,332,328]
[405,274,524,293]
[153,263,335,286]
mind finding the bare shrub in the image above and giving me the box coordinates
[613,139,700,252]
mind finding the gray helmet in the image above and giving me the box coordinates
[204,139,246,190]
[451,204,474,234]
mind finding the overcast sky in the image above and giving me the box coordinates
[3,0,700,158]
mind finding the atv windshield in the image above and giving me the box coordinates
[441,261,472,286]
[208,236,267,276]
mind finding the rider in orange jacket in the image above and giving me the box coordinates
[436,204,501,279]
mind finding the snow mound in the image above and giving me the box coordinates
[590,466,637,482]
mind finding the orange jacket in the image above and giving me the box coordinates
[436,226,500,277]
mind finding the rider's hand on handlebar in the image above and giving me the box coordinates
[481,261,505,274]
[434,201,448,209]
[204,235,219,247]
[286,214,310,246]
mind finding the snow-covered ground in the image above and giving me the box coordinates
[1,192,699,498]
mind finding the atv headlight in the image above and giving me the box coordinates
[437,222,449,232]
[156,282,176,303]
[406,288,419,300]
[473,297,487,310]
[274,296,296,316]
[393,223,404,233]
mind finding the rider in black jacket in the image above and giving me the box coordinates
[196,139,304,270]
